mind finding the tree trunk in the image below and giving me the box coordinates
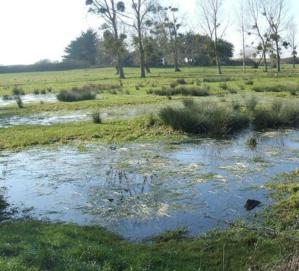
[214,45,222,75]
[262,50,268,72]
[275,40,281,72]
[146,65,151,73]
[138,29,146,78]
[242,27,246,73]
[293,55,296,68]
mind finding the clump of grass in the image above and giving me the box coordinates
[159,100,250,136]
[244,79,254,85]
[219,82,228,90]
[92,111,102,124]
[33,89,40,95]
[228,87,238,94]
[231,100,241,111]
[203,76,233,83]
[245,96,258,112]
[57,87,96,102]
[176,78,187,85]
[253,84,299,93]
[253,100,299,129]
[247,136,258,149]
[153,228,188,243]
[148,85,209,97]
[12,87,24,96]
[16,96,24,108]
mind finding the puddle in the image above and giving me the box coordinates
[0,130,298,241]
[0,94,57,107]
[0,103,167,127]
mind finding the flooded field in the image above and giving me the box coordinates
[0,103,171,127]
[0,94,57,107]
[1,129,298,241]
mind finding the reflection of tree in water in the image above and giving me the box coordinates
[88,168,173,220]
[105,168,154,199]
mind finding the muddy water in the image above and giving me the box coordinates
[0,130,298,241]
[0,103,169,128]
[0,94,57,107]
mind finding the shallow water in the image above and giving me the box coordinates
[0,94,57,107]
[0,103,167,128]
[0,130,298,241]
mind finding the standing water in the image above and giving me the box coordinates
[0,129,298,241]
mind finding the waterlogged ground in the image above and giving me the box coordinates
[0,103,170,128]
[0,94,57,107]
[0,130,299,241]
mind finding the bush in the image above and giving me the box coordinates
[159,100,250,137]
[92,111,102,124]
[148,85,209,97]
[57,87,96,102]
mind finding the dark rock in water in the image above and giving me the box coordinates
[108,198,114,203]
[244,199,261,211]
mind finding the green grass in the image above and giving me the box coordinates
[0,170,298,271]
[0,117,185,150]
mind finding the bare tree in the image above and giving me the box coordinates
[131,0,155,78]
[199,0,227,75]
[247,0,270,72]
[261,0,289,72]
[86,0,126,79]
[237,1,248,73]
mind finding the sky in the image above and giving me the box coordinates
[0,0,298,65]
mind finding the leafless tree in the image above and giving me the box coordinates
[247,0,270,72]
[261,0,289,72]
[199,0,227,75]
[237,1,248,73]
[86,0,127,79]
[288,20,297,68]
[131,0,156,78]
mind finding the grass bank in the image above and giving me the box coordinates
[0,116,185,150]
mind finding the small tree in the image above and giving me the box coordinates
[131,0,156,78]
[288,21,298,68]
[247,0,271,72]
[261,0,289,72]
[86,0,127,79]
[199,0,227,75]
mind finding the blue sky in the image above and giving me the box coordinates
[0,0,298,65]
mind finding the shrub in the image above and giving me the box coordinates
[159,100,250,137]
[92,111,102,124]
[57,87,96,102]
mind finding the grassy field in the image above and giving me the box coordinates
[0,66,299,270]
